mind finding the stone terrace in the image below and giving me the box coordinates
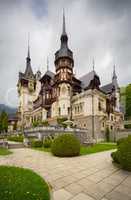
[0,149,131,200]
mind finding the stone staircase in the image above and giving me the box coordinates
[8,142,25,149]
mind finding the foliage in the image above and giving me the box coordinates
[41,121,49,127]
[111,136,131,171]
[32,121,40,127]
[31,140,43,148]
[51,134,80,157]
[43,138,52,148]
[117,137,127,146]
[33,143,117,155]
[80,143,116,155]
[111,151,120,164]
[7,134,24,143]
[57,117,68,128]
[124,124,131,129]
[125,84,131,119]
[0,148,12,156]
[0,111,8,133]
[105,127,110,142]
[0,166,50,200]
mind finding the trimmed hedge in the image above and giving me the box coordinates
[31,140,43,148]
[111,135,131,171]
[43,138,52,148]
[51,134,80,157]
[7,135,24,143]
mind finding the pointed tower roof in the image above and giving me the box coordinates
[112,65,119,89]
[55,10,73,63]
[62,9,66,35]
[24,37,34,79]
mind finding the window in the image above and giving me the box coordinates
[111,115,113,121]
[98,102,102,111]
[59,107,61,116]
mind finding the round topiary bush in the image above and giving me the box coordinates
[51,134,80,157]
[111,136,131,171]
[118,136,131,171]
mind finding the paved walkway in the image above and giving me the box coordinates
[0,148,131,200]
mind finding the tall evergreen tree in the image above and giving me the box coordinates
[0,111,8,133]
[125,84,131,119]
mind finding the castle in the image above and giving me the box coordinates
[17,13,124,140]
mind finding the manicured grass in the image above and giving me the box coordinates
[33,143,117,156]
[80,143,117,155]
[33,147,51,152]
[0,147,12,156]
[0,166,50,200]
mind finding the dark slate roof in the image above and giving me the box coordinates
[40,70,55,83]
[79,71,98,89]
[55,48,73,61]
[100,83,113,94]
[45,70,55,78]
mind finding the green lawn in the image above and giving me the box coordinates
[33,143,116,155]
[0,147,12,156]
[80,143,116,155]
[0,166,50,200]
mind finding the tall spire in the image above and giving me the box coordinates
[55,10,73,64]
[112,65,119,89]
[62,8,66,35]
[60,9,68,47]
[47,56,49,71]
[92,58,95,72]
[25,34,34,78]
[27,32,30,59]
[113,65,117,79]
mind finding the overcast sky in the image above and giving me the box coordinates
[0,0,131,107]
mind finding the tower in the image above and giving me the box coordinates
[17,41,36,128]
[112,65,120,111]
[54,11,74,118]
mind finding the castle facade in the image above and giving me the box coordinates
[17,14,124,140]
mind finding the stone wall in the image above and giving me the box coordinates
[109,129,131,141]
[24,127,89,144]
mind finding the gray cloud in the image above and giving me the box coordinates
[0,0,131,107]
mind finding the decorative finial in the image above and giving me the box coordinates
[62,8,66,35]
[93,57,95,71]
[47,56,49,71]
[113,64,117,78]
[27,32,30,58]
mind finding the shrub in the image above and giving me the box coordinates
[31,140,43,148]
[117,137,127,146]
[124,124,131,129]
[111,151,120,164]
[43,138,52,148]
[7,135,24,142]
[57,117,68,128]
[51,134,80,157]
[42,120,49,127]
[111,136,131,171]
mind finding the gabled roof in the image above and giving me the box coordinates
[100,83,114,94]
[79,71,99,89]
[45,70,55,78]
[40,70,55,83]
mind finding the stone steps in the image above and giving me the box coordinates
[8,143,24,149]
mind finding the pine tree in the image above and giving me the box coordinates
[125,84,131,120]
[0,111,8,133]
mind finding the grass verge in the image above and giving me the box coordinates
[0,166,50,200]
[0,147,12,156]
[33,143,116,156]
